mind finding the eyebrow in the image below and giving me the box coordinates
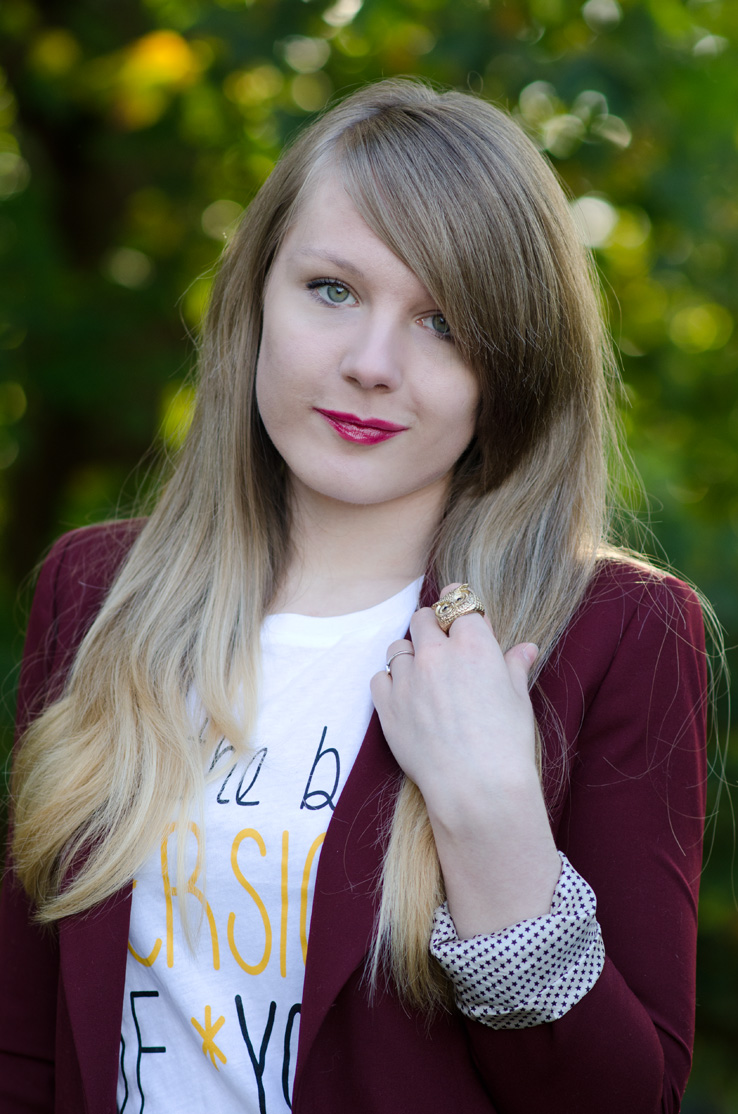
[291,248,366,280]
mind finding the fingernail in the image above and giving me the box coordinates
[523,643,539,666]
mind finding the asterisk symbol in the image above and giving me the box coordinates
[191,1005,227,1070]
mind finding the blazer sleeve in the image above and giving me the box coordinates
[0,522,138,1113]
[462,570,708,1114]
[0,533,74,1113]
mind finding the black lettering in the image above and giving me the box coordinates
[217,763,237,803]
[211,737,237,804]
[300,726,340,811]
[118,1035,128,1113]
[235,747,268,806]
[208,736,233,772]
[235,996,276,1114]
[130,990,166,1112]
[282,1003,301,1109]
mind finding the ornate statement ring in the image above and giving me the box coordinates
[432,584,485,632]
[385,649,414,676]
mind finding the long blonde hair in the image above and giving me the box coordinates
[13,78,624,1009]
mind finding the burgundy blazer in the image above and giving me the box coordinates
[0,522,707,1114]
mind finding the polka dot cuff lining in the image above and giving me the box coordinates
[429,852,605,1030]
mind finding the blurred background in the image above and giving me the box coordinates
[0,0,735,1107]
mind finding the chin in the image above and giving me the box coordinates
[293,467,451,512]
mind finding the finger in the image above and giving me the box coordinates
[384,641,415,679]
[384,639,414,672]
[410,604,451,645]
[503,642,539,696]
[386,638,414,659]
[447,608,493,639]
[370,668,391,705]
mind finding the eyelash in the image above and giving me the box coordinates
[306,278,355,306]
[305,278,453,342]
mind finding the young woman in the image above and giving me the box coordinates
[1,79,707,1114]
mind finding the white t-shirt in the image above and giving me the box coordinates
[117,579,421,1114]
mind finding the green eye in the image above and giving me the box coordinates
[306,279,358,306]
[324,283,351,303]
[419,312,452,340]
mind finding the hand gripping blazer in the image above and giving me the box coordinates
[0,522,707,1114]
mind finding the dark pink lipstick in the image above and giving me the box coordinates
[315,408,408,445]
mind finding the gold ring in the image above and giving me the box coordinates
[432,584,485,632]
[385,649,414,676]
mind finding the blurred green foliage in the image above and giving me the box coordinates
[0,0,736,1108]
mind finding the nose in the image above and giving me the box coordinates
[339,314,403,391]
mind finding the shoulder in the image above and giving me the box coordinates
[17,520,145,728]
[583,555,702,623]
[536,558,708,793]
[553,557,705,676]
[32,518,145,642]
[39,518,145,594]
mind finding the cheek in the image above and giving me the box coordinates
[256,298,318,395]
[254,330,283,435]
[443,375,480,454]
[254,345,270,419]
[255,304,293,406]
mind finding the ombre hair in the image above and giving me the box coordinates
[13,78,630,1009]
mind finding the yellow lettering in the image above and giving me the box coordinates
[229,828,272,975]
[280,830,289,978]
[161,821,220,969]
[300,832,325,964]
[127,879,162,966]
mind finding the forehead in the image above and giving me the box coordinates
[281,170,377,253]
[274,170,436,301]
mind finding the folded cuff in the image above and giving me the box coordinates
[429,852,605,1029]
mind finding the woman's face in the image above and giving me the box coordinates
[255,171,480,518]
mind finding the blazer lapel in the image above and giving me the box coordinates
[59,886,132,1113]
[295,707,400,1081]
[297,575,438,1077]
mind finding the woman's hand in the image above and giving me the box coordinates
[370,584,562,937]
[372,588,538,810]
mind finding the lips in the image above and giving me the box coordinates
[315,409,408,445]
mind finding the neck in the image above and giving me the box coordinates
[271,481,447,617]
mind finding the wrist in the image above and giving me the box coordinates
[438,840,563,937]
[424,762,546,843]
[424,778,561,937]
